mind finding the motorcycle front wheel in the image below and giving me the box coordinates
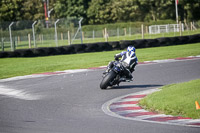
[100,70,117,89]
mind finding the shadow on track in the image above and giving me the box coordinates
[109,84,163,90]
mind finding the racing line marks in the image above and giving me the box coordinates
[0,85,42,100]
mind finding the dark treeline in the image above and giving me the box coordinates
[0,0,199,24]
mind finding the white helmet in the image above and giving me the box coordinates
[127,46,135,52]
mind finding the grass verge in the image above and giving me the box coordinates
[0,43,200,79]
[139,79,200,119]
[2,29,200,51]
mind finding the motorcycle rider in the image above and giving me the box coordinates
[105,45,138,80]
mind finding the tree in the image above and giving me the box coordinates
[138,0,174,22]
[178,0,200,22]
[0,0,23,21]
[0,0,199,25]
[87,0,142,24]
[54,0,91,24]
[109,0,140,22]
[21,0,45,20]
[87,0,110,24]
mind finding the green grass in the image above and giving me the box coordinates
[0,43,200,79]
[139,79,200,119]
[2,29,200,51]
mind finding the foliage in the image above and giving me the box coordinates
[82,20,176,31]
[21,0,46,20]
[0,0,200,24]
[0,0,23,21]
[54,0,91,24]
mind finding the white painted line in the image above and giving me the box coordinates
[0,74,46,82]
[62,69,89,73]
[152,59,176,63]
[116,109,148,115]
[168,119,200,124]
[0,85,42,100]
[143,61,154,63]
[167,119,193,124]
[99,66,107,68]
[117,98,142,102]
[134,114,169,120]
[110,104,139,109]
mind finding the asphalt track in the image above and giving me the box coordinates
[0,58,200,133]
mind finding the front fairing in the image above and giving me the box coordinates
[112,61,124,73]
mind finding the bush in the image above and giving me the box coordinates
[85,43,100,52]
[16,49,35,57]
[108,41,120,50]
[188,34,200,43]
[33,48,48,56]
[73,44,87,53]
[82,20,176,31]
[177,36,190,45]
[157,37,173,46]
[0,52,9,58]
[132,39,148,48]
[45,47,58,55]
[145,39,159,47]
[62,45,76,54]
[169,37,180,45]
[120,40,134,49]
[96,42,112,51]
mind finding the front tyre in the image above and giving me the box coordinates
[100,70,117,89]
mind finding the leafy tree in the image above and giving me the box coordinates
[138,0,174,21]
[88,0,142,24]
[109,0,140,22]
[0,0,199,25]
[87,0,110,24]
[178,0,200,22]
[21,0,45,20]
[54,0,91,24]
[0,0,23,21]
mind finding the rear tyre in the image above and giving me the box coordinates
[100,70,117,89]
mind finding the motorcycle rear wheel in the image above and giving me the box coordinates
[100,70,117,89]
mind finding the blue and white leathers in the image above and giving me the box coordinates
[117,51,138,70]
[122,51,137,66]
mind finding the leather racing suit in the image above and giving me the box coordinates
[107,51,138,80]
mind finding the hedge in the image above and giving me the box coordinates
[0,34,199,58]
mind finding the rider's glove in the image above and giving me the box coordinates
[114,53,121,61]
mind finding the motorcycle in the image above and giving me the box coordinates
[100,60,133,89]
[100,50,137,89]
